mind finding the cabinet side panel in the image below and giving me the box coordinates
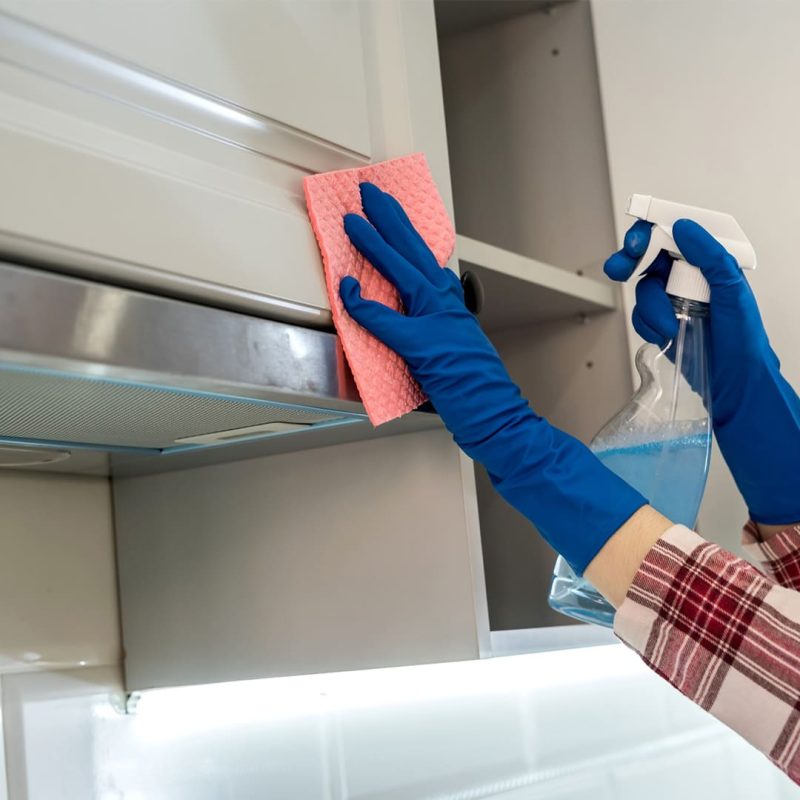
[0,472,119,670]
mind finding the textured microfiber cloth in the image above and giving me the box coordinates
[303,153,455,425]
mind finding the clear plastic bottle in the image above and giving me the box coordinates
[548,295,712,627]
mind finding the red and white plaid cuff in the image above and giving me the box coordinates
[615,525,800,785]
[742,520,800,591]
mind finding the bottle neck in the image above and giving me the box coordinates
[668,294,709,318]
[666,259,711,304]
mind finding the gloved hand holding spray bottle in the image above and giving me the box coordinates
[549,194,758,626]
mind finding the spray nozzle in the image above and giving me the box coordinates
[626,194,757,303]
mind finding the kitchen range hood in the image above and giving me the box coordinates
[0,261,440,476]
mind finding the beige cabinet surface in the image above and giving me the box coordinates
[0,1,450,321]
[0,0,372,154]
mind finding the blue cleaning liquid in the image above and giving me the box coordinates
[549,428,711,627]
[595,432,711,528]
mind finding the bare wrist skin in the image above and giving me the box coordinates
[756,522,800,543]
[584,505,674,609]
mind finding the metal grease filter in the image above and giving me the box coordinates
[0,368,354,450]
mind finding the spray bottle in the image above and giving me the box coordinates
[548,194,757,627]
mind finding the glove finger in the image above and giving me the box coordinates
[635,274,680,341]
[632,306,669,347]
[381,189,417,233]
[375,187,464,301]
[359,183,444,286]
[672,219,744,290]
[344,213,428,313]
[603,220,654,281]
[339,276,406,351]
[605,236,673,284]
[623,219,654,259]
[604,249,639,282]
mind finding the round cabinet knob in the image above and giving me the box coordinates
[460,270,484,316]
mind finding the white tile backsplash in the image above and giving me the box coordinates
[0,644,797,799]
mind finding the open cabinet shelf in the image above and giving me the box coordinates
[435,0,575,37]
[457,234,616,332]
[437,0,635,635]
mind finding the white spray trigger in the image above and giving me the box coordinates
[625,194,757,304]
[637,224,680,274]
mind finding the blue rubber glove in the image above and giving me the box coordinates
[340,183,646,575]
[605,218,800,525]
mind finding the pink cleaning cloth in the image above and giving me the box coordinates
[303,153,455,426]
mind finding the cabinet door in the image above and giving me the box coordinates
[0,1,449,323]
[0,0,371,154]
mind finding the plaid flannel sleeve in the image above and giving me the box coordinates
[615,525,800,785]
[742,521,800,591]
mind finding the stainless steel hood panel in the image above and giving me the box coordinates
[0,262,358,404]
[0,262,437,475]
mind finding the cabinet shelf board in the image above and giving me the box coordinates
[435,0,575,38]
[457,235,617,332]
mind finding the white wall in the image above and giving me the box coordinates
[592,0,800,552]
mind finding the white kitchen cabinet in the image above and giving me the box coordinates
[0,0,452,323]
[0,1,631,690]
[105,1,627,693]
[70,0,492,691]
[0,0,489,690]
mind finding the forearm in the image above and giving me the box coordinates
[584,505,673,607]
[583,504,800,605]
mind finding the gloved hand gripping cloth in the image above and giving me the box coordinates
[331,178,647,575]
[304,153,455,425]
